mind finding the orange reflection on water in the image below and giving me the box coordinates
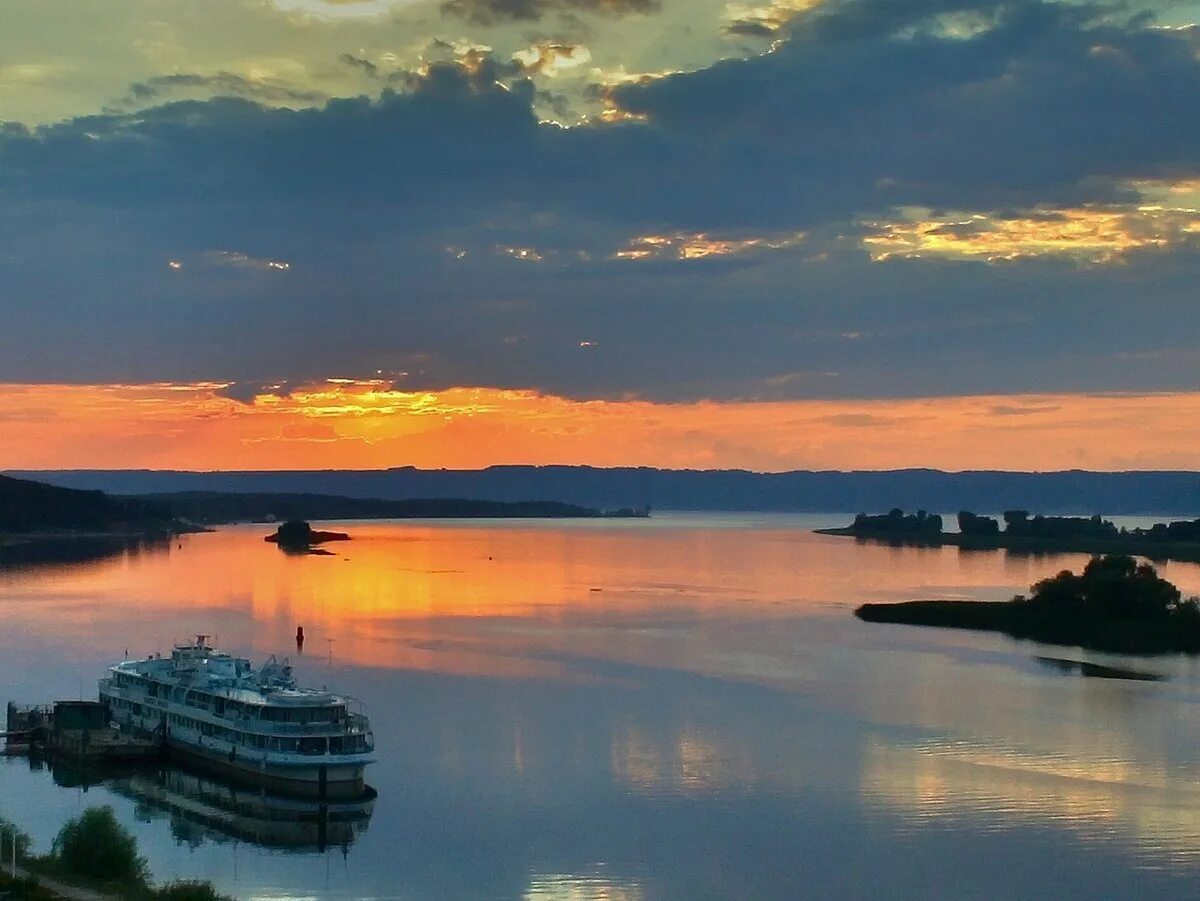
[861,738,1200,866]
[4,519,1200,684]
[611,721,759,795]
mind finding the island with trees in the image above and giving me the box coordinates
[265,519,351,554]
[816,508,1200,562]
[856,555,1200,654]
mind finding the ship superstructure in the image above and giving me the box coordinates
[99,636,373,798]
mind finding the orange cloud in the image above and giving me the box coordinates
[614,231,804,261]
[863,204,1200,263]
[1,382,1198,471]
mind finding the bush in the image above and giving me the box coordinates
[154,881,236,901]
[51,806,148,887]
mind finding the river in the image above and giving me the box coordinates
[2,514,1200,899]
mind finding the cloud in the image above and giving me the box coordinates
[512,42,593,76]
[338,53,380,78]
[2,0,1200,404]
[122,72,327,107]
[612,231,805,261]
[440,0,659,25]
[5,382,1200,471]
[988,402,1061,416]
[725,0,821,37]
[605,0,1200,222]
[861,202,1200,263]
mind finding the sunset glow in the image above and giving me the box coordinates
[2,381,1197,472]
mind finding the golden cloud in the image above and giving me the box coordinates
[862,203,1200,263]
[613,231,804,261]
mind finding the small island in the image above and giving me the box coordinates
[265,519,350,554]
[856,555,1200,654]
[817,508,1200,562]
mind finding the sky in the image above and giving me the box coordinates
[2,0,1199,471]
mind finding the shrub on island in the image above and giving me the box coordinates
[856,555,1200,654]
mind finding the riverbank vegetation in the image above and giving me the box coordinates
[0,476,183,536]
[1,807,232,900]
[818,508,1200,562]
[856,555,1200,654]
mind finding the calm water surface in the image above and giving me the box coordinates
[3,513,1200,899]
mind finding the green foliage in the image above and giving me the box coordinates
[0,870,61,900]
[1003,510,1119,540]
[2,810,230,901]
[1024,554,1196,621]
[51,806,148,888]
[852,508,943,535]
[958,510,999,536]
[0,816,33,864]
[153,880,236,901]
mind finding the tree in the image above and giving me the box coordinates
[1024,555,1188,621]
[958,511,999,536]
[52,806,148,887]
[0,816,32,864]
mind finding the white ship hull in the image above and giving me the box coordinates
[165,738,368,799]
[102,702,371,798]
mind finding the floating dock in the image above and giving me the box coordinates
[6,700,160,761]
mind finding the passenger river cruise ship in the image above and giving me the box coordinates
[99,636,374,799]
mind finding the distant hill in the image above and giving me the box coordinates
[8,466,1200,516]
[0,474,178,534]
[143,492,617,524]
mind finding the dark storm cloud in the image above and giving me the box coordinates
[122,73,327,107]
[606,0,1200,221]
[338,54,380,78]
[11,1,1200,228]
[725,19,778,38]
[1,0,1199,401]
[440,0,659,25]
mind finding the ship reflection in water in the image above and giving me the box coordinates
[116,768,376,852]
[38,757,375,852]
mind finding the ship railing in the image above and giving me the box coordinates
[220,714,373,737]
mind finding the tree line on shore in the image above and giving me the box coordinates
[847,508,1200,542]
